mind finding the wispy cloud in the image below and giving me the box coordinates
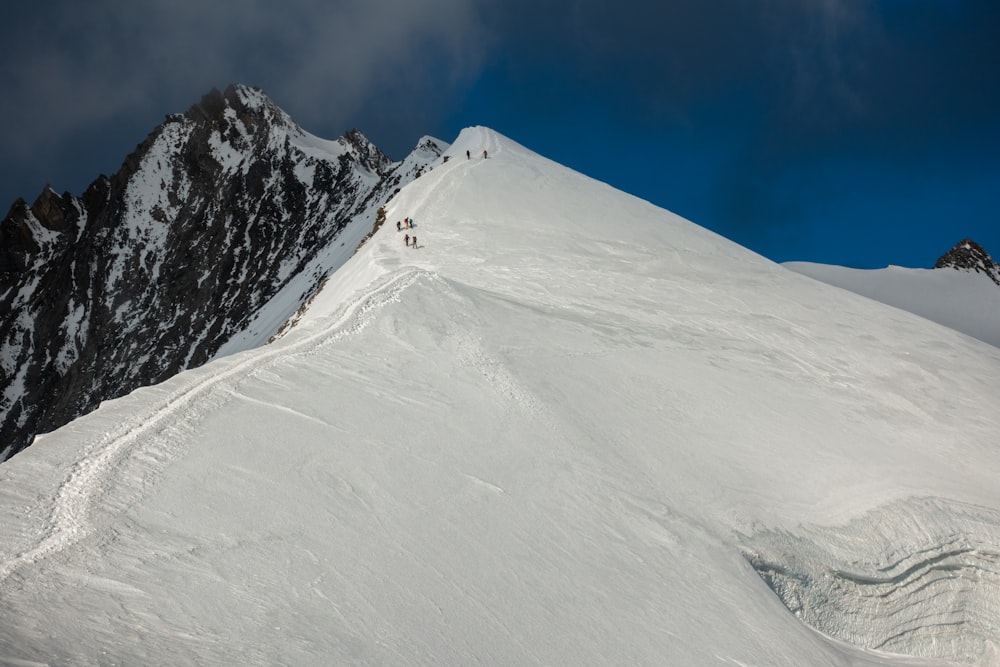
[761,0,878,120]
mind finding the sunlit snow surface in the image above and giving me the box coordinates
[784,262,1000,349]
[2,128,999,665]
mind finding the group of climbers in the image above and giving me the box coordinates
[395,147,490,249]
[398,217,417,248]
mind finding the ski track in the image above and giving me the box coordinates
[0,267,425,586]
[394,129,542,418]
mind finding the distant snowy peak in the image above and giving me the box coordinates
[413,136,448,158]
[934,238,1000,286]
[338,129,392,175]
[376,135,450,196]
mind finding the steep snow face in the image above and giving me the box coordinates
[0,127,998,666]
[784,261,1000,348]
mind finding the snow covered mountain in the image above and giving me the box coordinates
[785,239,1000,349]
[1,126,999,665]
[0,84,446,461]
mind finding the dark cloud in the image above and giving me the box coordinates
[1,0,492,200]
[2,0,491,123]
[2,0,998,267]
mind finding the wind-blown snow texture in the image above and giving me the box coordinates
[1,127,999,666]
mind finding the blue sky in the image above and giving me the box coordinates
[2,1,998,269]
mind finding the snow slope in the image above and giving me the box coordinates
[784,261,1000,349]
[1,127,999,666]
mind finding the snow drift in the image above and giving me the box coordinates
[1,127,999,666]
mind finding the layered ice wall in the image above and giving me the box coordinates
[745,497,1000,663]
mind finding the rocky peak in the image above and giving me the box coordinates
[934,238,1000,286]
[0,200,37,273]
[340,128,392,176]
[1,83,446,462]
[415,136,447,157]
[30,187,75,233]
[175,84,303,176]
[185,84,292,130]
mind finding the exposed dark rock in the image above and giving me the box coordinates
[0,83,441,461]
[0,200,39,273]
[934,238,1000,286]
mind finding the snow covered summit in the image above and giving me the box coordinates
[1,127,999,665]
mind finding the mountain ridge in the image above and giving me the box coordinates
[0,83,446,461]
[1,125,997,665]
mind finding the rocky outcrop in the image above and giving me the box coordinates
[0,84,445,461]
[934,238,1000,286]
